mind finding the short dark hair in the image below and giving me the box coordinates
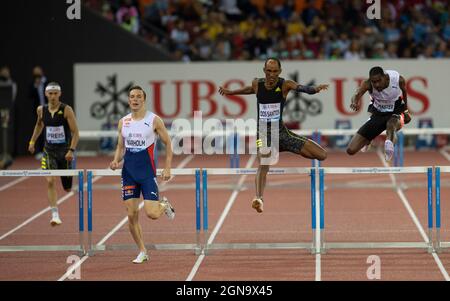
[128,85,146,99]
[369,66,384,77]
[264,57,281,69]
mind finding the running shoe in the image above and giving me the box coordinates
[132,251,149,264]
[384,139,394,161]
[252,198,264,213]
[161,196,175,220]
[50,214,62,226]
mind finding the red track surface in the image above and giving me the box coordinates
[1,149,450,281]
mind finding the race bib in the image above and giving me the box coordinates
[46,126,66,144]
[373,99,394,112]
[259,103,281,122]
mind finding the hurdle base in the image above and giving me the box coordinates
[435,242,450,254]
[203,242,313,255]
[90,243,201,255]
[322,242,432,253]
[0,245,85,253]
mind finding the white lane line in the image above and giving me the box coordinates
[439,149,450,161]
[58,155,194,281]
[315,254,321,281]
[0,177,28,192]
[186,155,257,281]
[377,149,450,281]
[0,175,102,241]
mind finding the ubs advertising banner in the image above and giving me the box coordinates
[74,60,449,131]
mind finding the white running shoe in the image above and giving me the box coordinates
[50,214,62,226]
[252,198,264,213]
[161,196,175,220]
[132,251,149,264]
[361,143,371,153]
[384,139,395,161]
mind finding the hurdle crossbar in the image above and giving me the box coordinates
[86,168,202,255]
[0,170,85,254]
[201,167,316,254]
[319,166,434,253]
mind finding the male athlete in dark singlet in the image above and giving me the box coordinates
[219,58,328,213]
[28,82,79,226]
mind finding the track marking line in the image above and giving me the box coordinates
[377,149,450,281]
[0,176,102,241]
[439,149,450,161]
[58,155,194,281]
[0,176,29,192]
[186,155,256,281]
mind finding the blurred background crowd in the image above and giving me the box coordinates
[84,0,450,61]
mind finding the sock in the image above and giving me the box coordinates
[51,207,59,215]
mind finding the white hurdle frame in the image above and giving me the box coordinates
[85,168,202,255]
[0,169,85,255]
[201,167,319,254]
[319,166,434,253]
[435,166,450,252]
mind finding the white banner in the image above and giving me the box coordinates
[74,59,450,131]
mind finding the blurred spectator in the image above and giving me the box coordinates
[0,66,16,170]
[116,0,140,34]
[29,66,47,158]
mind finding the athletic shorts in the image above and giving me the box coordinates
[357,113,405,141]
[41,146,73,190]
[121,165,159,201]
[257,124,307,154]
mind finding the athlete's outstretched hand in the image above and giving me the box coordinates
[316,84,329,92]
[350,99,361,111]
[110,160,120,170]
[161,168,171,181]
[218,86,231,95]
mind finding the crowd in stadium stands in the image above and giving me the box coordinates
[84,0,450,61]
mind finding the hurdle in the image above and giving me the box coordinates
[201,167,319,254]
[318,166,434,253]
[0,169,85,255]
[435,166,450,252]
[85,168,202,255]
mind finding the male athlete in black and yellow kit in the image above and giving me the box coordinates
[219,58,328,213]
[28,82,79,226]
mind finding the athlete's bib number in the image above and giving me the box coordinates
[373,99,394,112]
[259,103,281,122]
[46,126,66,144]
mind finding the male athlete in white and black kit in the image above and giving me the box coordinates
[346,66,412,161]
[219,58,328,213]
[110,85,175,264]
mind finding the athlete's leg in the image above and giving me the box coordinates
[124,198,146,253]
[346,133,371,155]
[141,175,175,220]
[46,176,58,208]
[299,139,327,160]
[252,151,270,213]
[384,114,403,161]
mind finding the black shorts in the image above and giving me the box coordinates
[357,113,403,141]
[41,146,73,190]
[257,124,307,154]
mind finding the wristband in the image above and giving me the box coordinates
[29,141,35,145]
[69,148,75,152]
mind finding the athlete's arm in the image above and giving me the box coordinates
[64,106,79,161]
[28,106,44,154]
[399,76,411,124]
[110,119,124,170]
[283,80,328,97]
[219,79,258,96]
[154,116,172,181]
[350,80,370,111]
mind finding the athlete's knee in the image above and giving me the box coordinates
[346,146,357,156]
[145,207,160,220]
[258,164,270,173]
[387,117,399,130]
[47,178,56,188]
[64,188,71,192]
[316,149,327,161]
